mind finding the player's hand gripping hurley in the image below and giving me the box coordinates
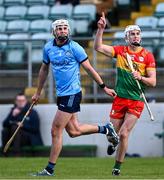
[3,101,36,153]
[126,53,154,121]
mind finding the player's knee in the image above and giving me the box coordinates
[67,130,81,138]
[51,128,57,138]
[119,131,129,140]
[51,125,61,138]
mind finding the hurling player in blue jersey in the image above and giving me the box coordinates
[31,19,119,176]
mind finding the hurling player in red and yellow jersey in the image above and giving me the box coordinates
[94,12,156,176]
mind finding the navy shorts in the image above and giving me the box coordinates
[57,91,82,113]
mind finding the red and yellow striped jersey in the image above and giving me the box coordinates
[111,45,156,101]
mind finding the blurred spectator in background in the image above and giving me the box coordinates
[91,0,117,31]
[1,93,43,155]
[55,0,79,6]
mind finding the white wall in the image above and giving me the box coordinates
[0,103,164,157]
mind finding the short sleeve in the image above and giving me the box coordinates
[146,52,156,69]
[71,41,88,63]
[113,46,123,58]
[43,45,50,64]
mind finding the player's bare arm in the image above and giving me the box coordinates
[94,12,113,58]
[81,59,116,97]
[132,70,156,87]
[133,70,156,87]
[32,63,49,102]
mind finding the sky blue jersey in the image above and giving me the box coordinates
[43,39,88,96]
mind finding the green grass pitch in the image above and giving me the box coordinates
[0,157,164,179]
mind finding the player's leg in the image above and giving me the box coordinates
[112,113,138,176]
[65,113,119,146]
[116,113,138,161]
[112,99,144,175]
[112,100,144,176]
[33,109,73,176]
[49,110,73,163]
[32,92,84,176]
[107,96,127,156]
[65,113,98,137]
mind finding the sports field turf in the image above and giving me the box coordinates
[0,157,164,179]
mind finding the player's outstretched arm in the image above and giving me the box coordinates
[94,12,113,58]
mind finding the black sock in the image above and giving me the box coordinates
[45,161,56,174]
[98,126,107,134]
